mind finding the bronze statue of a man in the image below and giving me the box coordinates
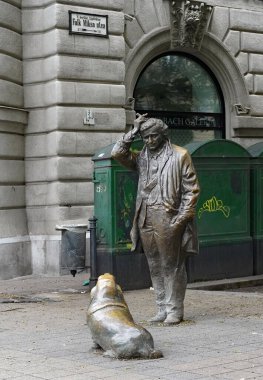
[111,114,200,325]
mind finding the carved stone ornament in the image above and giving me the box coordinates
[123,97,135,110]
[169,0,213,49]
[234,104,250,115]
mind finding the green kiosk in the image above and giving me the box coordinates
[92,139,253,288]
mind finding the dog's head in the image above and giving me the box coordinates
[90,273,125,304]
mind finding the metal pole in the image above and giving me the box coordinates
[89,216,98,288]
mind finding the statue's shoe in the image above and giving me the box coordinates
[148,310,167,323]
[163,314,183,325]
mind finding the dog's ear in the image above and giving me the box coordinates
[116,285,128,305]
[116,284,122,293]
[90,285,97,300]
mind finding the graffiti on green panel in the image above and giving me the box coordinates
[198,196,230,219]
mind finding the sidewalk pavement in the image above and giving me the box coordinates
[0,273,263,380]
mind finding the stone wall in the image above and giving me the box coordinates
[209,2,263,144]
[22,0,126,273]
[0,0,30,279]
[124,0,263,145]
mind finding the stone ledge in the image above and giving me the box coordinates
[241,32,263,54]
[0,1,21,33]
[22,0,124,11]
[233,116,263,129]
[0,186,25,208]
[25,156,93,182]
[25,131,122,157]
[26,181,94,206]
[57,32,125,58]
[0,134,24,158]
[23,30,125,59]
[4,0,21,9]
[234,129,263,138]
[22,0,55,7]
[23,5,124,35]
[206,0,263,11]
[0,53,22,84]
[27,205,93,235]
[0,160,25,183]
[23,56,125,84]
[26,106,125,134]
[24,81,125,108]
[0,27,22,59]
[0,79,24,108]
[230,8,263,33]
[0,106,28,126]
[0,209,28,237]
[250,94,263,116]
[249,54,263,74]
[254,75,263,94]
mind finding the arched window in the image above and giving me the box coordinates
[134,53,225,146]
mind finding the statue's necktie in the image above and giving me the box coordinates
[145,156,158,192]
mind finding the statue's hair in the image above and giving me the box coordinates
[140,118,168,135]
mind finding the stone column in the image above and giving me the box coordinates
[22,0,126,274]
[0,0,30,279]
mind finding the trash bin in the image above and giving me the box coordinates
[56,223,88,276]
[92,141,151,290]
[185,140,253,282]
[248,142,263,275]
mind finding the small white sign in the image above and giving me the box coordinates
[84,109,95,125]
[69,11,108,37]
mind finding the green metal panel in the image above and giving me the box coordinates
[247,142,263,274]
[93,168,113,247]
[185,140,251,246]
[248,142,263,238]
[194,160,250,245]
[113,168,138,249]
[252,167,263,238]
[93,142,140,253]
[186,139,250,157]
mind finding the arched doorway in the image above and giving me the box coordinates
[133,53,225,146]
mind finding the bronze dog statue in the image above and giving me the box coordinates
[87,273,163,359]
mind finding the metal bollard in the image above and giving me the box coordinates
[88,216,98,288]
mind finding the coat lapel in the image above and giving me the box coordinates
[159,141,173,177]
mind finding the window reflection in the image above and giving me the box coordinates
[134,55,222,113]
[134,54,224,145]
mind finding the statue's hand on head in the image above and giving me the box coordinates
[132,113,148,138]
[122,113,148,144]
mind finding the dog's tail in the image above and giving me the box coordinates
[149,349,163,359]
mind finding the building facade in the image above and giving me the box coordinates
[0,0,263,279]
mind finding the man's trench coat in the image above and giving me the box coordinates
[111,138,200,257]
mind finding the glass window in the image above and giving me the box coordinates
[134,53,224,145]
